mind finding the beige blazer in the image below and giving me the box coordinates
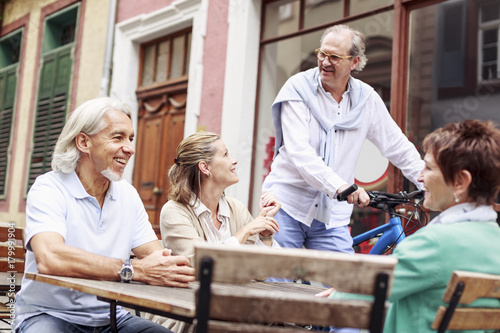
[146,196,258,333]
[160,196,257,265]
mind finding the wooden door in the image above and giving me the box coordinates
[133,84,187,237]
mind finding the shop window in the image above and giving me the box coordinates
[435,0,500,98]
[407,0,500,160]
[479,1,500,82]
[0,29,23,198]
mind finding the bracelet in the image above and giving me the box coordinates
[259,234,273,241]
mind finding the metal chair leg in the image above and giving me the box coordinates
[370,273,389,333]
[195,257,213,333]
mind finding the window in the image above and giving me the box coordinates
[262,0,393,41]
[27,4,79,192]
[0,29,23,198]
[406,0,500,161]
[479,1,500,82]
[139,29,191,87]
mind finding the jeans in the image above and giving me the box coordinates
[273,210,360,333]
[16,312,173,333]
[273,209,354,253]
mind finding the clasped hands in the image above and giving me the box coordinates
[133,248,195,287]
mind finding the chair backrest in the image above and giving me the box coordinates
[431,270,500,332]
[0,222,25,274]
[194,243,397,333]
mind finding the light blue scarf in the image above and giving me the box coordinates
[271,67,373,224]
[428,203,498,225]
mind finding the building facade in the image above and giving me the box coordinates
[1,0,499,231]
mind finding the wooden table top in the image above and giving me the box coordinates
[25,272,325,320]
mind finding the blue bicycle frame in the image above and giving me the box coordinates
[338,185,425,255]
[352,214,405,255]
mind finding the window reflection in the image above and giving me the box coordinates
[263,0,300,40]
[407,0,500,156]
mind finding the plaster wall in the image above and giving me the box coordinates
[116,0,176,23]
[196,0,228,133]
[220,0,261,209]
[74,0,110,105]
[0,0,111,226]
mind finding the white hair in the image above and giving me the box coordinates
[320,25,368,74]
[51,97,131,173]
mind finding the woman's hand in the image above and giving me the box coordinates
[259,192,281,217]
[234,207,280,244]
[247,207,280,237]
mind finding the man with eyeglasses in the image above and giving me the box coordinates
[262,25,424,258]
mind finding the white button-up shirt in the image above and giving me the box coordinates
[192,195,279,247]
[263,80,424,228]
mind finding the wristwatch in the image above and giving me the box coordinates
[118,258,134,283]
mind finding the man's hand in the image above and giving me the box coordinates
[259,191,281,217]
[337,184,370,207]
[133,249,195,288]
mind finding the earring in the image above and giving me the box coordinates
[207,172,212,180]
[454,193,460,203]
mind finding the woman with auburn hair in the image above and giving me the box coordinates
[324,120,500,333]
[382,119,500,333]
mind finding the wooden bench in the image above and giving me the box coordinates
[432,270,500,332]
[0,222,25,328]
[193,243,397,333]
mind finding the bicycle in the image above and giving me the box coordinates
[338,184,428,255]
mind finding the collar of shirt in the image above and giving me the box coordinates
[190,194,232,242]
[316,74,352,99]
[428,202,498,225]
[316,75,351,121]
[59,171,117,202]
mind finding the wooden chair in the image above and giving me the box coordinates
[431,270,500,332]
[0,222,25,329]
[193,243,397,333]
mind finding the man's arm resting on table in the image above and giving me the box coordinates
[30,232,194,287]
[132,241,195,287]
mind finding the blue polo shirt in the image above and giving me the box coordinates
[15,171,158,328]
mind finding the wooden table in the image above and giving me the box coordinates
[25,272,325,332]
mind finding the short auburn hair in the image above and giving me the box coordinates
[423,119,500,205]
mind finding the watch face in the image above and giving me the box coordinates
[121,267,133,280]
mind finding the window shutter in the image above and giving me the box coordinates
[27,45,72,191]
[0,65,18,197]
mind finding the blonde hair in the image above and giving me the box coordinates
[168,131,220,205]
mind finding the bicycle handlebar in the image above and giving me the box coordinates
[367,189,424,207]
[336,184,358,201]
[337,184,424,207]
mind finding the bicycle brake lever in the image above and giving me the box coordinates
[407,190,425,200]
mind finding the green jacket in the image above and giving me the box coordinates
[384,221,500,333]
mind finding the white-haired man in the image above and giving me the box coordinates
[15,97,194,333]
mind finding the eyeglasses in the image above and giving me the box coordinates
[315,48,353,64]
